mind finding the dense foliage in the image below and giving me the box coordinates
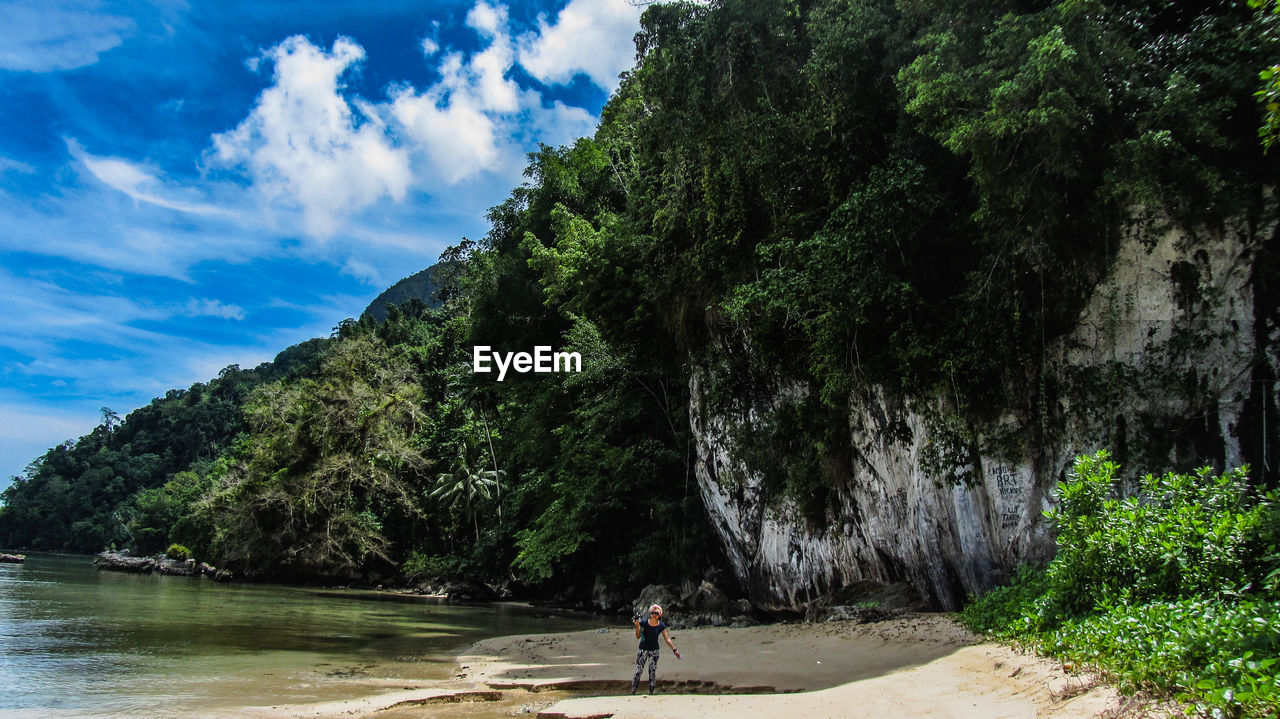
[1255,0,1280,149]
[1,0,1276,604]
[962,452,1280,716]
[198,329,430,578]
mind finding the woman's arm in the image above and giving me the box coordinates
[633,618,642,639]
[662,628,680,658]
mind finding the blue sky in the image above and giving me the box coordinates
[0,0,645,488]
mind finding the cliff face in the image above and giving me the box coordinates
[690,211,1280,610]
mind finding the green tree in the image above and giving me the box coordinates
[430,444,500,544]
[1253,0,1280,149]
[198,334,428,577]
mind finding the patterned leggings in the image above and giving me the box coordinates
[631,649,660,693]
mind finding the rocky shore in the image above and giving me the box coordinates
[0,553,24,563]
[86,549,927,633]
[94,551,233,580]
[582,575,924,629]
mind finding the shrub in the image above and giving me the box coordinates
[164,543,191,561]
[961,450,1280,717]
[401,551,462,582]
[1046,599,1280,715]
[960,564,1049,636]
[1041,453,1275,622]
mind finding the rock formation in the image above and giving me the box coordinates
[94,552,232,580]
[691,211,1280,611]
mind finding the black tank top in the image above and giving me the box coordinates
[639,620,666,650]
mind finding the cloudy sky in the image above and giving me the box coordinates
[0,0,645,488]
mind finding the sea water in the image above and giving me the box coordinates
[0,552,598,717]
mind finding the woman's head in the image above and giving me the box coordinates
[648,604,663,618]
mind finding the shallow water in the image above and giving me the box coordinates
[0,552,600,717]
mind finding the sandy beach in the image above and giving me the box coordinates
[226,614,1164,719]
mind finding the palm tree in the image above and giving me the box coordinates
[445,366,505,526]
[430,449,502,544]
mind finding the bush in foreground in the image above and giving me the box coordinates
[962,451,1280,717]
[164,544,190,561]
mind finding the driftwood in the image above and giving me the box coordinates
[0,553,25,563]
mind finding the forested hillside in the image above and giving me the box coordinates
[361,263,446,322]
[1,0,1276,605]
[0,339,328,553]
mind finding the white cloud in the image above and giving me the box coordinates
[0,7,612,301]
[389,4,526,184]
[0,188,268,280]
[341,257,382,285]
[517,0,643,92]
[467,2,506,38]
[390,2,605,187]
[85,154,151,190]
[33,229,211,282]
[389,78,501,184]
[204,5,630,239]
[183,298,246,320]
[0,156,36,174]
[0,1,135,72]
[211,36,412,239]
[0,269,184,357]
[342,225,442,253]
[71,140,228,216]
[521,89,598,147]
[467,23,520,111]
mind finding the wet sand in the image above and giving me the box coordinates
[228,614,1166,719]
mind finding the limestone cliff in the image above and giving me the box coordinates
[690,210,1280,611]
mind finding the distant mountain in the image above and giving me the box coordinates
[362,264,445,322]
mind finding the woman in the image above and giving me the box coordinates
[631,603,680,694]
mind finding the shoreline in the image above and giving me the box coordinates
[229,613,1168,719]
